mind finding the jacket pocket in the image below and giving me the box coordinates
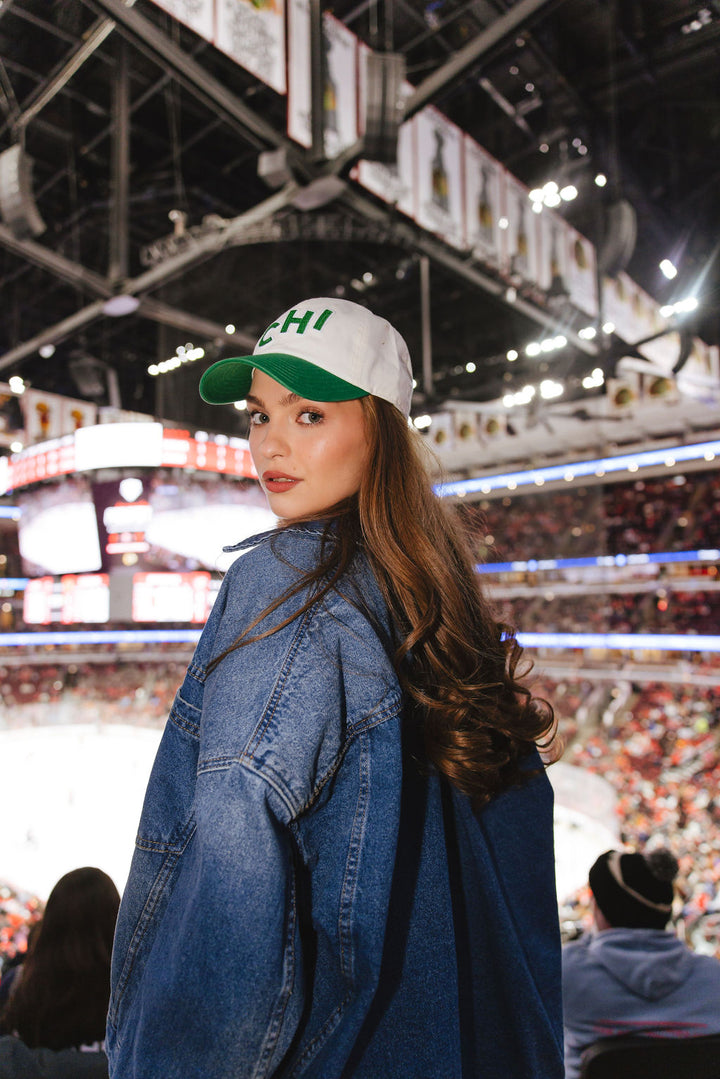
[108,708,199,1035]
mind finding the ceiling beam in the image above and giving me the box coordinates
[84,0,311,175]
[0,185,295,369]
[403,0,567,119]
[10,15,117,137]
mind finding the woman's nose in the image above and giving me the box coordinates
[257,420,288,457]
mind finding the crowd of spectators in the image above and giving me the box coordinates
[460,468,720,564]
[559,681,720,957]
[0,883,41,968]
[498,589,720,636]
[2,464,720,993]
[0,660,183,730]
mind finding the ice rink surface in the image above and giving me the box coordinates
[2,726,617,902]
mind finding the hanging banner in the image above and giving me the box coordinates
[463,137,502,269]
[0,384,24,449]
[286,7,357,154]
[149,0,214,41]
[636,330,682,373]
[215,0,286,95]
[603,273,668,349]
[564,223,598,317]
[414,106,464,249]
[501,173,540,285]
[287,0,311,146]
[22,390,97,445]
[677,339,720,399]
[536,206,570,296]
[322,14,358,159]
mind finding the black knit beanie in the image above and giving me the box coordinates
[589,848,678,930]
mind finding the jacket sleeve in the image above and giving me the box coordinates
[107,545,401,1079]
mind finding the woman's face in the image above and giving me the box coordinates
[247,370,370,520]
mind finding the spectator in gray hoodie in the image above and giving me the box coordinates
[562,847,720,1079]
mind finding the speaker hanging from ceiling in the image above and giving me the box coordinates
[362,51,407,165]
[596,198,637,277]
[0,144,46,239]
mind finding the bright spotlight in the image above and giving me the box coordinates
[660,259,678,280]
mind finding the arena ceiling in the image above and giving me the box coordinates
[0,0,719,458]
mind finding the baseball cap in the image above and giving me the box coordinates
[199,297,414,417]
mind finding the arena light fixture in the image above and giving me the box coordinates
[1,627,717,652]
[435,439,720,498]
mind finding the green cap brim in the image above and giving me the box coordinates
[199,353,368,405]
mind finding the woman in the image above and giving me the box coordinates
[107,298,563,1078]
[0,866,119,1076]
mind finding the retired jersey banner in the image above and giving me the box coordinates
[536,206,570,296]
[414,107,464,249]
[215,0,286,95]
[501,173,539,285]
[565,223,598,317]
[463,137,502,268]
[149,0,214,41]
[322,14,358,159]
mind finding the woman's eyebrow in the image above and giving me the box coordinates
[246,391,301,408]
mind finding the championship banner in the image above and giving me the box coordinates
[463,137,502,269]
[536,206,570,296]
[414,106,464,250]
[286,6,357,154]
[0,383,24,449]
[676,339,720,399]
[149,0,214,41]
[322,14,358,159]
[603,273,667,349]
[501,173,540,285]
[564,223,598,317]
[22,390,97,445]
[215,0,286,95]
[287,0,312,146]
[636,330,682,374]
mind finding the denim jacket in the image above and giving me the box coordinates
[107,524,563,1079]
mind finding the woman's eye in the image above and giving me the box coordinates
[298,410,323,425]
[248,410,268,426]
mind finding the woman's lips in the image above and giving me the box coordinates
[263,471,300,493]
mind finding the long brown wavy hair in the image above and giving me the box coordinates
[210,395,556,808]
[0,867,120,1050]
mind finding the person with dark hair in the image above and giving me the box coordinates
[0,866,119,1078]
[562,847,720,1079]
[107,298,563,1078]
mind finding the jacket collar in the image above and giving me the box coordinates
[222,519,333,554]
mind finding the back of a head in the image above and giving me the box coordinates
[39,867,120,956]
[0,867,120,1050]
[589,848,679,930]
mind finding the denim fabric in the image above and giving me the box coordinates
[107,523,563,1078]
